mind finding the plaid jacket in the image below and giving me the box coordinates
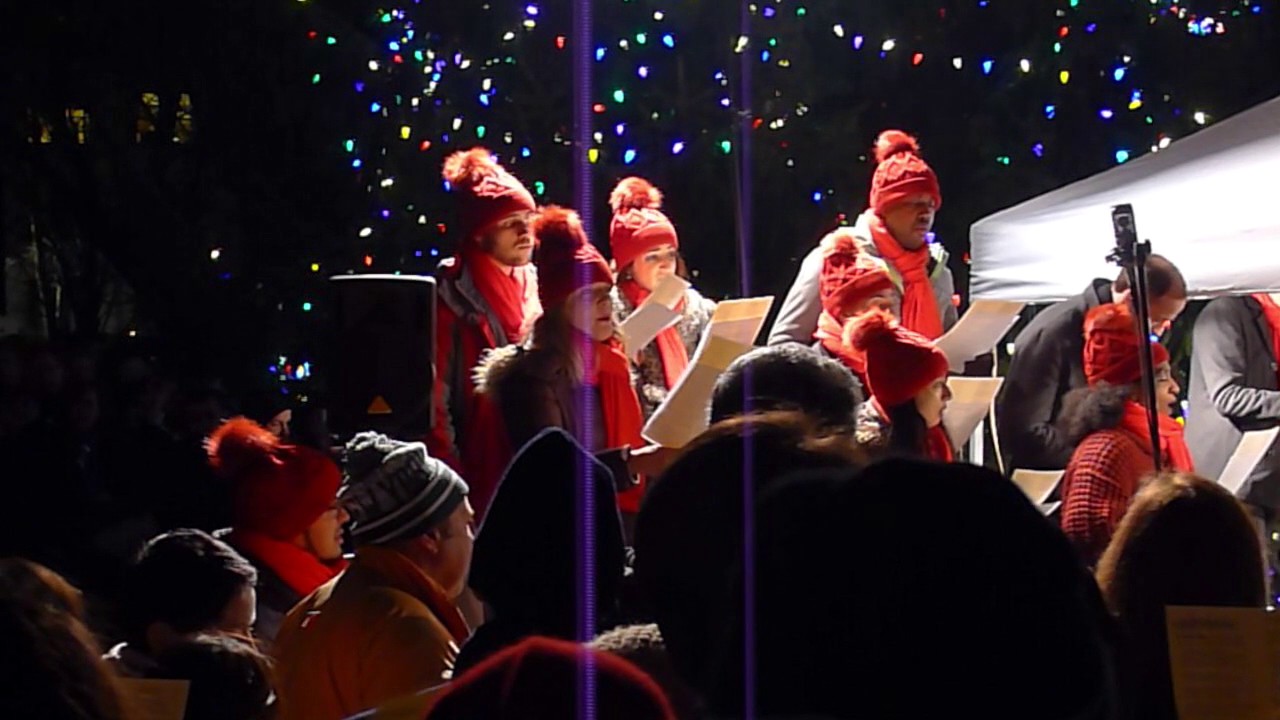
[1060,427,1159,567]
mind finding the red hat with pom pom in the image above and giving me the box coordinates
[869,130,942,216]
[443,147,537,242]
[1083,303,1169,387]
[535,206,614,311]
[819,231,896,318]
[609,177,680,272]
[207,418,342,540]
[850,310,950,407]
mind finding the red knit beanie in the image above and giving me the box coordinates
[869,130,942,216]
[819,232,896,318]
[1083,303,1170,387]
[535,206,614,311]
[850,310,950,408]
[207,418,341,540]
[429,636,676,720]
[443,147,537,242]
[609,177,680,271]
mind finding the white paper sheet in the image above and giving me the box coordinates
[707,296,776,346]
[936,299,1026,372]
[943,377,1004,450]
[1166,606,1279,720]
[1218,427,1280,495]
[618,275,690,358]
[1010,469,1064,506]
[642,333,754,449]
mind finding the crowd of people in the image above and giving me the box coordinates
[3,130,1279,719]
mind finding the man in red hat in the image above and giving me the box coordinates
[429,148,541,473]
[769,129,956,346]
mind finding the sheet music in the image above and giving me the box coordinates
[119,679,190,720]
[642,334,754,449]
[943,377,1004,450]
[935,299,1025,372]
[1218,427,1280,495]
[1011,469,1064,506]
[707,296,775,347]
[618,275,689,358]
[1166,606,1278,720]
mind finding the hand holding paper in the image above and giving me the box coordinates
[641,295,775,448]
[936,299,1025,372]
[618,275,690,358]
[943,377,1003,450]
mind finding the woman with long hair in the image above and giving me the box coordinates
[849,310,953,462]
[1096,471,1265,720]
[607,177,716,418]
[1058,303,1192,567]
[476,206,667,525]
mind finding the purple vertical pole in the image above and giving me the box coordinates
[573,0,598,719]
[735,2,757,719]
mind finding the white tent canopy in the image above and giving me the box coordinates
[970,95,1280,303]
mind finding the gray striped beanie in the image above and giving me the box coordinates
[339,432,469,546]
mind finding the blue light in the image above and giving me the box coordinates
[388,41,400,51]
[595,46,607,61]
[352,159,363,168]
[370,101,382,112]
[1044,104,1056,119]
[811,191,823,203]
[479,93,490,106]
[623,148,637,165]
[615,123,626,136]
[521,146,531,157]
[671,141,686,154]
[1115,149,1131,163]
[1113,67,1126,82]
[761,50,771,62]
[662,34,675,48]
[981,59,994,75]
[1032,143,1045,157]
[525,4,539,15]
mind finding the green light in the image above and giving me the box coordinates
[414,50,424,62]
[769,38,778,47]
[1053,42,1062,53]
[796,6,807,16]
[344,139,355,152]
[534,181,546,195]
[476,125,487,138]
[311,73,321,84]
[996,156,1011,165]
[613,89,626,103]
[380,12,391,22]
[325,36,336,45]
[302,302,313,312]
[720,140,732,155]
[636,33,647,45]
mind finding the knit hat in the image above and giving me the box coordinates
[207,418,341,540]
[869,130,942,216]
[339,432,469,546]
[850,310,950,408]
[443,147,537,242]
[430,636,676,720]
[818,231,896,318]
[609,177,680,272]
[534,205,614,311]
[1083,303,1170,387]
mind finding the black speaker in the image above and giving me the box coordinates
[329,275,436,441]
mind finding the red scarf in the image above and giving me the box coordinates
[227,529,347,598]
[584,337,648,512]
[354,545,470,643]
[815,310,867,381]
[1253,294,1280,387]
[620,279,689,390]
[1118,401,1194,472]
[867,214,944,340]
[871,398,953,463]
[461,243,541,345]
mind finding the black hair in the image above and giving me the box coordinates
[123,529,258,642]
[154,635,275,720]
[710,344,862,428]
[883,400,937,459]
[1057,384,1131,446]
[1113,254,1186,299]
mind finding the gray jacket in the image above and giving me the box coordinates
[1185,296,1280,509]
[767,210,957,346]
[995,279,1114,472]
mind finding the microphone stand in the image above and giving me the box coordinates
[1106,204,1162,471]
